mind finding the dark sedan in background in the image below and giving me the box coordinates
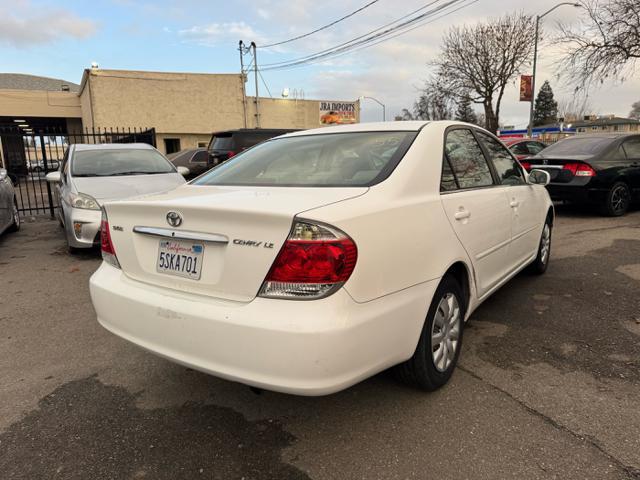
[167,148,210,179]
[528,133,640,216]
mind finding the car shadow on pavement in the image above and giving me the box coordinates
[0,375,311,480]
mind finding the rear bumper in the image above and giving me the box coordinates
[546,184,608,204]
[89,263,436,395]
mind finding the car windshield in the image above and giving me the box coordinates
[194,131,416,187]
[72,148,175,177]
[540,137,612,156]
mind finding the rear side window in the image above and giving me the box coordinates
[444,129,493,189]
[194,131,416,187]
[526,141,545,155]
[440,157,457,191]
[622,138,640,158]
[510,143,529,155]
[476,132,525,185]
[237,132,275,149]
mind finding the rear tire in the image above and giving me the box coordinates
[394,275,465,391]
[8,199,20,232]
[602,181,630,217]
[527,218,552,275]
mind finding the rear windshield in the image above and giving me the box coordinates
[193,131,416,187]
[540,137,612,156]
[211,135,233,151]
[72,148,175,177]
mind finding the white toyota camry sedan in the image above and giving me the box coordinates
[90,121,553,395]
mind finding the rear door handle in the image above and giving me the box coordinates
[454,209,471,220]
[510,200,520,208]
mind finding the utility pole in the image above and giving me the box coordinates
[527,2,582,137]
[251,42,260,128]
[239,40,248,128]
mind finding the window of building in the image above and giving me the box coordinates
[444,129,494,189]
[164,138,181,155]
[197,142,208,148]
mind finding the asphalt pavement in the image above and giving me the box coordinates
[1,206,639,480]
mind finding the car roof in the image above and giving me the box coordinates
[72,143,155,152]
[212,128,300,135]
[502,137,540,146]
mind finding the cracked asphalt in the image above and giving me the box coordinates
[1,206,639,479]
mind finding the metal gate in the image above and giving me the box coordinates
[0,127,156,217]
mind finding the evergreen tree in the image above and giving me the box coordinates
[455,95,478,124]
[534,81,558,126]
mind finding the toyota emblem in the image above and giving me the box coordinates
[166,211,182,227]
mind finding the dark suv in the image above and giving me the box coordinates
[208,129,299,166]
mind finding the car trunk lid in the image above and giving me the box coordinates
[527,158,596,183]
[103,184,367,302]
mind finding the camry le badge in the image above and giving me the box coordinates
[166,211,182,227]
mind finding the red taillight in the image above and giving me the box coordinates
[519,161,532,171]
[227,151,236,158]
[563,162,596,177]
[259,221,357,299]
[100,210,120,268]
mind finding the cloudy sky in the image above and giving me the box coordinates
[1,0,638,127]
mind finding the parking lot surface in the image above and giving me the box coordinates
[1,207,639,479]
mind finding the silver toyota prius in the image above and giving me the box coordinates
[46,143,188,252]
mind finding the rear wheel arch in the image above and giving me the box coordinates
[443,261,471,314]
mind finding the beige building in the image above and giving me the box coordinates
[1,69,360,158]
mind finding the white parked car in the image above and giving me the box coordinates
[46,144,188,252]
[90,121,553,395]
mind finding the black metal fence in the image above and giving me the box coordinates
[0,127,156,217]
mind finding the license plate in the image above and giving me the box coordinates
[157,240,204,280]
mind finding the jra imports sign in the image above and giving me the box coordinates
[319,101,358,125]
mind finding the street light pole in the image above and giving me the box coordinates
[359,96,386,121]
[527,2,582,138]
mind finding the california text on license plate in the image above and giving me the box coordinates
[157,240,204,280]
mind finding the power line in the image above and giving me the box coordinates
[262,0,471,71]
[257,69,273,98]
[259,0,380,48]
[261,0,442,67]
[266,0,479,72]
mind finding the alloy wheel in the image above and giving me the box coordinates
[431,293,461,372]
[610,184,630,215]
[540,223,551,265]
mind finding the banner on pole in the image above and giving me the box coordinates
[520,75,533,102]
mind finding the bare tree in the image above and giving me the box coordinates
[557,90,594,121]
[558,0,640,86]
[414,75,456,121]
[430,13,535,133]
[629,100,640,120]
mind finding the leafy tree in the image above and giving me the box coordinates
[630,101,640,120]
[559,0,640,86]
[430,13,535,133]
[533,81,558,126]
[455,95,478,124]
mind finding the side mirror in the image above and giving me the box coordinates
[528,169,550,186]
[177,166,190,177]
[45,171,61,183]
[0,168,7,181]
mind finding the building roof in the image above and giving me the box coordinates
[0,73,80,92]
[572,116,640,127]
